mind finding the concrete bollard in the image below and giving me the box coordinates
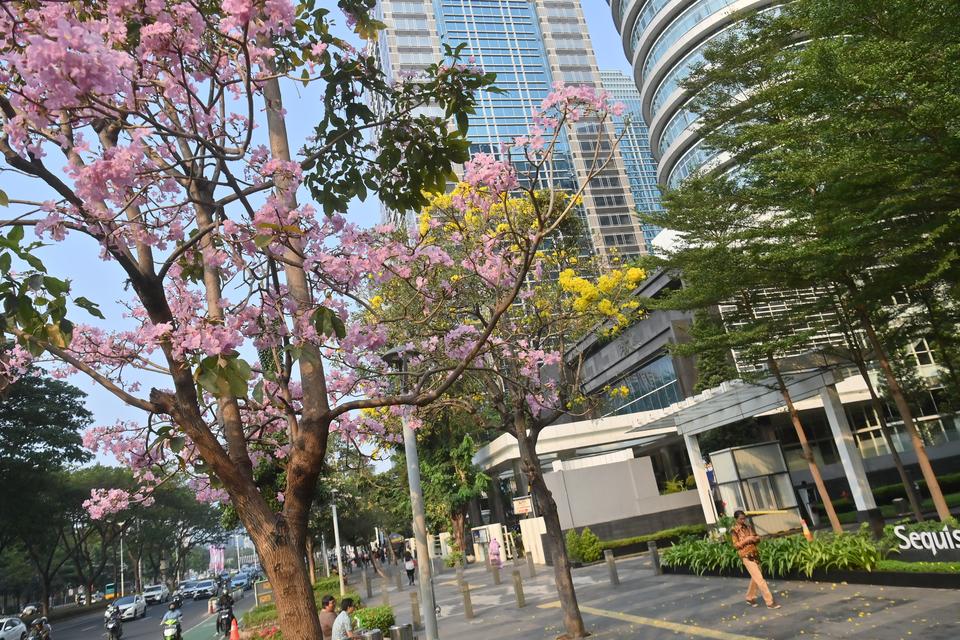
[363,570,372,599]
[484,543,492,572]
[432,556,442,576]
[648,540,662,575]
[604,549,620,586]
[409,590,422,630]
[526,552,536,578]
[381,577,391,607]
[511,570,525,608]
[491,563,501,585]
[455,563,464,585]
[460,581,475,619]
[395,567,404,591]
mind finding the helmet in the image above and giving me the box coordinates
[168,603,176,611]
[20,605,37,618]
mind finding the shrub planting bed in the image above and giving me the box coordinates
[660,519,960,589]
[242,576,373,639]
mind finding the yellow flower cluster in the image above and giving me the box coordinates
[607,385,631,399]
[557,266,646,329]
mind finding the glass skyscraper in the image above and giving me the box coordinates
[608,0,778,188]
[599,70,663,251]
[377,0,650,261]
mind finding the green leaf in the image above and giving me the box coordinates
[0,190,8,207]
[0,252,10,274]
[311,305,346,339]
[74,296,105,319]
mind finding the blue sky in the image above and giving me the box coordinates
[3,1,635,454]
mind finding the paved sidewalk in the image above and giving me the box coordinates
[368,554,960,640]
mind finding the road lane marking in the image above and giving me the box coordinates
[537,601,768,640]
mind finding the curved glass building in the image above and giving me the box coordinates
[609,0,778,188]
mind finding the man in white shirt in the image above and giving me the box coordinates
[330,598,357,640]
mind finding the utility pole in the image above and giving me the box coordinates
[386,347,439,640]
[402,415,439,639]
[331,492,346,596]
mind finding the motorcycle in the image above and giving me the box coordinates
[216,605,234,637]
[161,618,181,640]
[105,605,123,640]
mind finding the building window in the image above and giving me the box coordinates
[912,338,935,366]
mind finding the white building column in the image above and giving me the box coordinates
[684,433,717,525]
[820,383,877,512]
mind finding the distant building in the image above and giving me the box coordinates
[599,70,664,251]
[607,0,779,188]
[375,0,650,261]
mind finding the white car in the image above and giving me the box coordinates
[0,617,26,640]
[143,583,170,604]
[107,594,147,620]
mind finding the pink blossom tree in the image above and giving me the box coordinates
[0,1,628,635]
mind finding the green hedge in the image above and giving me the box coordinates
[353,605,395,632]
[827,472,960,513]
[599,524,709,550]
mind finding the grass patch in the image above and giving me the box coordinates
[876,559,960,574]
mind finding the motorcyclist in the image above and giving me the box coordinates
[20,606,51,640]
[217,589,234,610]
[105,604,123,639]
[161,602,183,639]
[215,589,235,634]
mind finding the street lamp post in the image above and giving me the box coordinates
[119,527,125,597]
[236,533,243,570]
[384,347,439,640]
[331,490,346,596]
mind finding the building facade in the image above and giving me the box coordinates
[609,0,778,188]
[376,0,649,260]
[599,70,664,251]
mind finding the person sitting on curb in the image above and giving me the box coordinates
[331,597,358,640]
[730,509,781,609]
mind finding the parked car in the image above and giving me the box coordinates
[143,583,170,604]
[192,579,217,600]
[0,617,26,640]
[106,594,146,620]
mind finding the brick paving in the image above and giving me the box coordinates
[364,553,960,640]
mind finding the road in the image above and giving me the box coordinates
[52,594,255,640]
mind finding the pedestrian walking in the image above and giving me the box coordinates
[331,598,358,640]
[404,552,416,585]
[730,510,781,609]
[488,537,502,568]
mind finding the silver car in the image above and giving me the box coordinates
[0,617,26,640]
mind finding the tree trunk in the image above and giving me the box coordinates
[831,290,926,522]
[306,537,317,585]
[516,422,587,639]
[451,510,467,559]
[767,356,843,533]
[855,305,952,521]
[851,351,925,521]
[247,521,323,639]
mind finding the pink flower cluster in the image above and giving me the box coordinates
[84,488,131,520]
